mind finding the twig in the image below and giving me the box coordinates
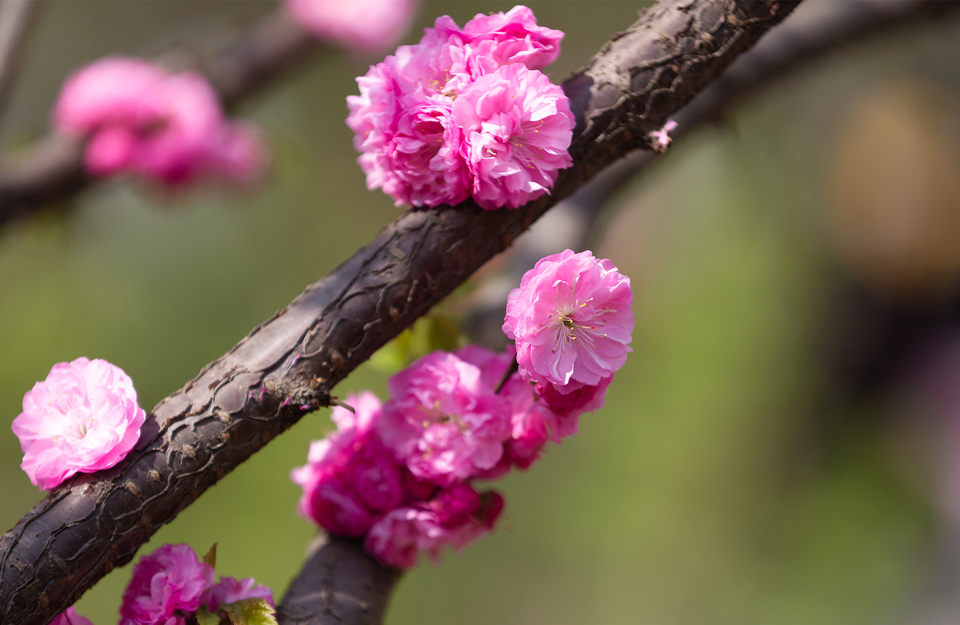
[0,0,38,122]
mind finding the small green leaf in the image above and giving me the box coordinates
[196,606,220,625]
[223,598,277,625]
[202,543,217,570]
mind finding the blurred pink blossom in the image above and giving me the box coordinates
[54,57,266,185]
[364,488,503,569]
[50,608,93,625]
[119,543,214,625]
[536,374,613,442]
[285,0,418,53]
[12,357,145,491]
[504,249,634,391]
[208,576,275,612]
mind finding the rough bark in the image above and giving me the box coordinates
[0,2,800,624]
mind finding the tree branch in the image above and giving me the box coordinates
[0,2,800,624]
[275,535,400,625]
[0,6,320,228]
[0,0,39,122]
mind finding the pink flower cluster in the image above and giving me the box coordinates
[285,0,418,53]
[504,249,634,395]
[293,250,632,569]
[346,5,574,210]
[12,357,146,491]
[53,57,266,185]
[119,543,273,625]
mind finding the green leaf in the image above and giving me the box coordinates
[369,315,466,374]
[196,607,221,625]
[202,543,217,570]
[223,598,277,625]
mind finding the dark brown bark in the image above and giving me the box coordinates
[0,2,800,624]
[275,536,401,625]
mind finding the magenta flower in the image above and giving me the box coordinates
[50,608,93,625]
[54,57,266,185]
[285,0,418,53]
[364,488,504,569]
[119,543,215,625]
[453,63,574,209]
[12,357,146,490]
[536,375,613,441]
[504,250,634,391]
[346,5,570,209]
[208,576,275,611]
[378,351,511,485]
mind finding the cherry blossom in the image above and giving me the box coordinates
[285,0,418,53]
[12,357,145,490]
[504,249,634,391]
[119,543,215,625]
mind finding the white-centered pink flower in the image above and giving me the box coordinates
[12,357,146,491]
[285,0,418,53]
[54,57,266,185]
[504,250,634,391]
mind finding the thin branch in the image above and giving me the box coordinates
[0,2,801,624]
[462,0,960,349]
[0,6,321,227]
[0,0,38,121]
[275,536,400,625]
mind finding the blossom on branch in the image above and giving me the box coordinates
[54,57,266,185]
[346,5,572,209]
[12,357,146,490]
[119,544,215,625]
[285,0,418,53]
[503,249,634,391]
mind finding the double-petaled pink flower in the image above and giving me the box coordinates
[504,249,634,393]
[119,543,215,625]
[12,357,146,490]
[54,57,266,185]
[346,5,572,209]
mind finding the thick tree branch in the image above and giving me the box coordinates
[0,7,320,227]
[0,2,801,623]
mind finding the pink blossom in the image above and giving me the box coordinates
[208,577,275,611]
[453,63,574,209]
[346,6,569,209]
[119,543,215,625]
[504,250,634,390]
[285,0,418,53]
[536,375,613,441]
[12,357,146,490]
[364,489,504,569]
[53,57,266,185]
[460,5,564,75]
[650,119,678,152]
[379,351,511,485]
[290,392,395,536]
[50,608,93,625]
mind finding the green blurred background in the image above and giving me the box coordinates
[3,2,960,624]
